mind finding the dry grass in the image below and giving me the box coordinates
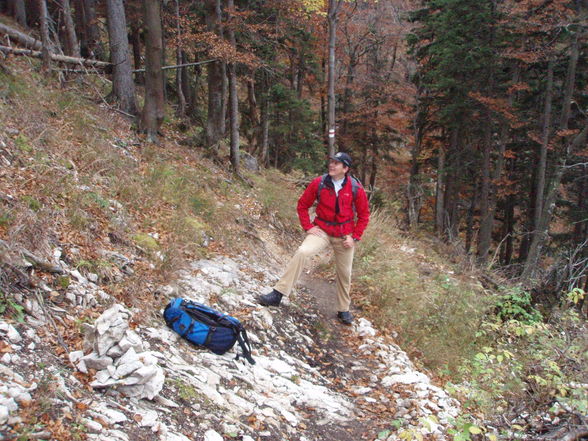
[354,210,493,372]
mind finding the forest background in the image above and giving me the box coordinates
[0,0,587,439]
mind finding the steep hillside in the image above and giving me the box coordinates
[0,56,465,441]
[1,56,586,441]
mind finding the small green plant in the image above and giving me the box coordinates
[566,287,585,305]
[84,191,110,209]
[170,378,200,402]
[495,287,542,324]
[57,276,71,289]
[15,134,33,153]
[0,291,26,322]
[22,195,42,212]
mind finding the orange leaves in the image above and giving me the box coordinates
[468,92,523,128]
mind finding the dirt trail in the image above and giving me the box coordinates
[283,273,398,441]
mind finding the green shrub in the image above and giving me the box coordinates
[495,287,542,324]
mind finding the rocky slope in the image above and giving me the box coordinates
[1,246,462,441]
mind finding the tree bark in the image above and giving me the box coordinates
[258,72,270,167]
[227,0,239,173]
[10,0,27,26]
[59,0,80,57]
[80,0,105,60]
[205,0,225,151]
[0,45,110,67]
[0,22,42,50]
[129,24,143,84]
[435,145,446,236]
[532,58,554,242]
[140,0,165,142]
[175,0,186,117]
[465,181,479,254]
[326,0,342,156]
[477,117,494,262]
[37,0,51,71]
[408,88,426,228]
[106,0,137,114]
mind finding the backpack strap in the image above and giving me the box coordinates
[235,328,255,365]
[316,173,329,205]
[317,174,360,206]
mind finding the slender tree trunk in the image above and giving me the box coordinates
[59,0,80,57]
[369,143,378,192]
[435,145,446,236]
[260,92,270,167]
[205,0,224,151]
[140,0,164,142]
[106,0,137,114]
[501,196,515,265]
[532,58,554,239]
[181,51,193,112]
[227,0,239,173]
[408,89,425,228]
[246,78,259,149]
[326,0,342,156]
[175,0,186,117]
[85,0,104,59]
[465,182,479,254]
[12,0,27,26]
[130,24,143,83]
[37,0,51,71]
[477,121,493,261]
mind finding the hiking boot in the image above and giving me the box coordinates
[337,311,353,325]
[258,289,283,307]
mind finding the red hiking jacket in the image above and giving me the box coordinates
[297,175,370,240]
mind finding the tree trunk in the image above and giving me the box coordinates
[260,92,270,167]
[205,0,224,151]
[465,182,478,254]
[478,63,518,263]
[369,144,377,192]
[59,0,80,57]
[0,22,42,50]
[501,194,515,265]
[175,0,186,117]
[37,0,51,71]
[106,0,137,114]
[246,77,259,149]
[140,0,164,142]
[78,0,103,59]
[435,145,446,236]
[408,90,425,228]
[326,0,342,156]
[477,121,493,262]
[522,123,588,284]
[532,58,554,241]
[11,0,27,26]
[227,0,239,173]
[129,24,143,83]
[521,37,582,284]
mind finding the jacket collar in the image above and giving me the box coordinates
[324,174,348,189]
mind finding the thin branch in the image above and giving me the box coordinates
[132,59,217,73]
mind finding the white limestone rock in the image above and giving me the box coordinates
[204,429,224,441]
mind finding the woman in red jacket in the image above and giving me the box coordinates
[258,152,370,325]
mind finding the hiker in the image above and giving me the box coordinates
[258,152,370,325]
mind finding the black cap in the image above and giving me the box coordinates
[330,152,352,168]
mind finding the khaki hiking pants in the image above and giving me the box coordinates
[274,230,355,312]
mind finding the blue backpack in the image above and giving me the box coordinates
[163,298,255,364]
